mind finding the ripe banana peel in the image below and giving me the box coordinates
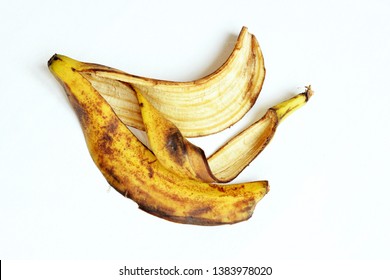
[48,27,313,225]
[54,26,265,137]
[48,54,269,225]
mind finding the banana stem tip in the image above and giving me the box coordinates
[305,85,314,102]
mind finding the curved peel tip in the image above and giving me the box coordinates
[48,54,60,67]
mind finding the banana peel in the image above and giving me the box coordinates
[48,54,269,225]
[48,27,313,225]
[55,26,265,137]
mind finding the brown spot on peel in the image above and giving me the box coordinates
[188,206,213,217]
[165,128,187,166]
[147,165,154,178]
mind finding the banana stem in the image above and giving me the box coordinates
[272,85,313,123]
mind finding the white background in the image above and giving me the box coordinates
[1,0,389,271]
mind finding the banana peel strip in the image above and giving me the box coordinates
[64,26,265,137]
[136,86,313,183]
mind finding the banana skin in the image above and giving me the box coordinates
[48,54,269,226]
